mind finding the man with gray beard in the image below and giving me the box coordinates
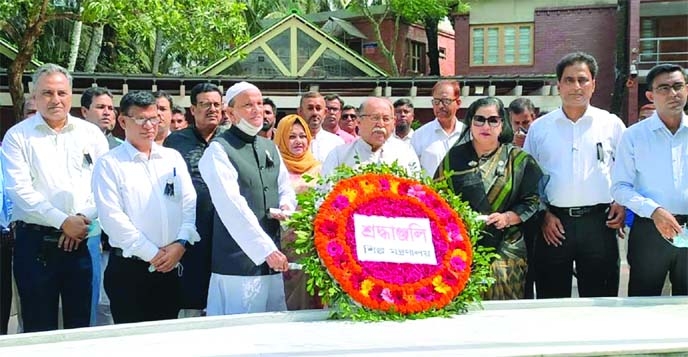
[322,97,420,176]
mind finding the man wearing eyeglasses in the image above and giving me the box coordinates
[612,63,688,296]
[164,83,224,318]
[524,52,626,299]
[322,97,420,176]
[339,104,359,137]
[2,63,109,332]
[92,91,198,323]
[410,80,466,176]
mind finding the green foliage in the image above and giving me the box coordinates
[287,161,497,321]
[0,0,250,74]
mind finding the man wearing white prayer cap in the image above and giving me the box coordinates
[198,81,296,315]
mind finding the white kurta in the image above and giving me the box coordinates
[321,137,421,177]
[199,139,296,315]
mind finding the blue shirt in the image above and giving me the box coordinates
[611,113,688,217]
[0,149,13,228]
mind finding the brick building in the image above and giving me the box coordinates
[452,0,688,123]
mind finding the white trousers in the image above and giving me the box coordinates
[206,273,286,316]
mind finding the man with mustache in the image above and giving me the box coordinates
[81,87,122,149]
[297,92,344,162]
[2,63,109,332]
[410,80,466,176]
[393,98,415,144]
[339,104,359,137]
[164,83,225,317]
[199,81,296,315]
[322,97,420,176]
[612,63,688,296]
[524,52,626,299]
[323,94,355,144]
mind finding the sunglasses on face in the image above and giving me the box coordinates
[472,115,502,127]
[342,113,358,120]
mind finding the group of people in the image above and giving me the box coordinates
[0,51,685,334]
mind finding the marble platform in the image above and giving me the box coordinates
[1,297,687,356]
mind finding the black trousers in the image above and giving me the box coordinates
[0,229,12,334]
[534,207,619,298]
[628,217,688,296]
[105,254,180,324]
[13,223,92,332]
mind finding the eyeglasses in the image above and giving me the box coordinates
[360,114,394,124]
[196,101,222,110]
[654,82,686,95]
[431,98,457,106]
[472,115,502,127]
[126,116,160,126]
[342,113,358,120]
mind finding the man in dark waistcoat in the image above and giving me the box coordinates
[198,81,296,315]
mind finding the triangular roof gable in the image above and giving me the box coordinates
[201,13,387,77]
[0,37,42,69]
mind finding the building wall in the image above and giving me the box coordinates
[349,18,455,76]
[455,4,618,110]
[468,0,617,24]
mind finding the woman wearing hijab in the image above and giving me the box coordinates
[274,114,322,310]
[438,97,543,300]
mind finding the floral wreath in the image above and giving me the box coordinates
[288,162,496,321]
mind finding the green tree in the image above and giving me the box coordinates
[0,0,82,123]
[348,2,402,76]
[348,0,470,76]
[0,0,250,122]
[393,0,470,76]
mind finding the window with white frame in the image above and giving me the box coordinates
[471,23,533,66]
[407,40,426,73]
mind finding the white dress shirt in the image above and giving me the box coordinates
[523,106,626,207]
[92,141,199,261]
[2,113,109,228]
[410,118,466,176]
[311,129,345,162]
[198,141,296,266]
[321,137,421,177]
[394,128,414,144]
[612,113,688,217]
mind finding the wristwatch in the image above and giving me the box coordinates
[173,239,189,249]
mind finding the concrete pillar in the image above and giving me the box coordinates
[487,85,496,97]
[410,85,418,97]
[384,86,392,97]
[627,0,641,126]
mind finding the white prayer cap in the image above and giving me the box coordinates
[224,81,260,105]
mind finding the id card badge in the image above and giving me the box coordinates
[670,225,688,248]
